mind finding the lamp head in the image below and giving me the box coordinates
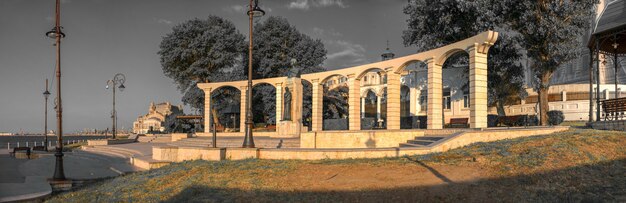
[118,84,125,92]
[43,90,50,99]
[45,27,65,39]
[247,0,265,17]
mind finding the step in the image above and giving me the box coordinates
[414,136,444,141]
[131,155,170,170]
[407,140,435,145]
[89,146,145,156]
[399,143,430,148]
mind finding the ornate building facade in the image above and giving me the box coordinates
[132,102,183,134]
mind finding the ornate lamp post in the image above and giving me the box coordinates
[243,0,265,148]
[43,79,50,151]
[106,73,126,139]
[45,0,66,181]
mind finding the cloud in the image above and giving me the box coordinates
[324,40,368,69]
[156,18,172,25]
[312,27,343,37]
[287,0,347,10]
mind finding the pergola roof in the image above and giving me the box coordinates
[588,0,626,55]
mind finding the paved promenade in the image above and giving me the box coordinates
[0,143,153,202]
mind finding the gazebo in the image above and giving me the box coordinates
[588,0,626,121]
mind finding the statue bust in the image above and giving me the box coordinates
[287,58,301,78]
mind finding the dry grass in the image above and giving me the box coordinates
[47,129,626,202]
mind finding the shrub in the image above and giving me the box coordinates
[548,110,565,125]
[516,115,538,126]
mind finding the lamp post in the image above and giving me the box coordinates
[43,79,50,151]
[243,0,265,148]
[106,73,126,139]
[45,0,66,181]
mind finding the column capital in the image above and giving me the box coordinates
[311,78,319,83]
[347,73,356,79]
[275,82,283,87]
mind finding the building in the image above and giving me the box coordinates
[133,102,183,134]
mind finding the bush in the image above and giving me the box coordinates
[488,115,499,127]
[516,115,538,126]
[548,110,565,125]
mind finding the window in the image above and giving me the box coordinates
[463,95,470,108]
[419,89,427,112]
[364,77,368,82]
[443,88,451,110]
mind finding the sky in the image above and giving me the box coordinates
[0,0,417,133]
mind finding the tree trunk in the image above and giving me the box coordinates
[497,100,506,116]
[539,72,552,126]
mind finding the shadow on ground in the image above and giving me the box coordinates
[160,159,626,202]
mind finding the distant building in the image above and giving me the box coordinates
[133,102,183,134]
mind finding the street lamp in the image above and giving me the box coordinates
[46,0,66,181]
[243,0,265,148]
[106,73,126,139]
[43,79,50,151]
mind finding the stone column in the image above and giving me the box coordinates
[311,79,323,131]
[469,45,488,128]
[275,83,282,132]
[410,87,418,116]
[427,59,443,129]
[348,74,361,130]
[240,85,248,133]
[386,70,401,129]
[203,88,212,133]
[361,97,366,118]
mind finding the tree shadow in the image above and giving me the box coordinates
[162,159,626,202]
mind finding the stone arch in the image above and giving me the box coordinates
[396,59,428,74]
[210,85,242,131]
[210,85,241,94]
[252,82,275,89]
[436,48,467,66]
[356,67,386,80]
[251,83,277,126]
[320,74,348,84]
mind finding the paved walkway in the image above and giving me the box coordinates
[0,143,153,202]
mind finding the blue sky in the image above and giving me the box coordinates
[0,0,416,133]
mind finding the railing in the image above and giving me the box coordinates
[6,139,87,150]
[600,97,626,121]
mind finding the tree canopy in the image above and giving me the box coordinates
[158,15,246,109]
[403,0,525,116]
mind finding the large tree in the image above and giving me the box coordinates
[247,16,327,123]
[505,0,597,125]
[402,0,525,116]
[158,15,246,110]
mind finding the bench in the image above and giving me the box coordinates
[449,118,469,128]
[601,98,626,120]
[9,147,31,159]
[32,146,46,152]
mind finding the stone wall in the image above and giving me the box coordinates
[300,130,423,148]
[149,127,569,163]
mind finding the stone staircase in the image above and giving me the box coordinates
[169,136,300,148]
[399,131,466,148]
[137,135,171,143]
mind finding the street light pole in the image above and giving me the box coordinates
[45,0,66,181]
[106,73,126,139]
[243,0,265,148]
[43,79,50,151]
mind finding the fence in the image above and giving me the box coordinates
[6,139,88,150]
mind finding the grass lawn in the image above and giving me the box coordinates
[47,129,626,202]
